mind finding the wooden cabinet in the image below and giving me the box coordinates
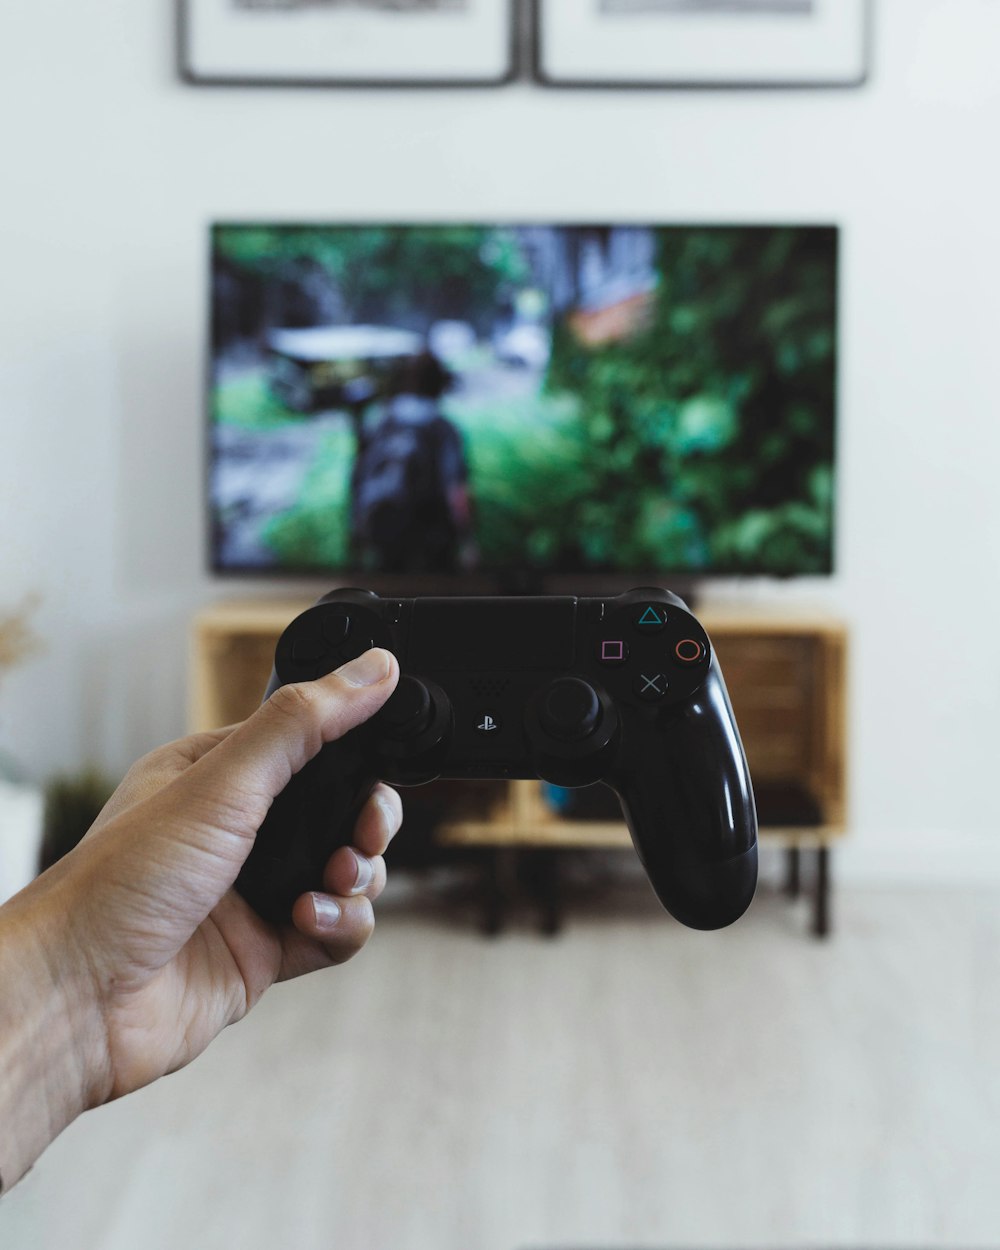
[191,600,848,935]
[190,601,304,731]
[705,615,847,835]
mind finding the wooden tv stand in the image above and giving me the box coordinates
[190,600,847,937]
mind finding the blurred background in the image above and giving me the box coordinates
[2,1,1000,1247]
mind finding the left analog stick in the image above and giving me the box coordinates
[377,675,433,740]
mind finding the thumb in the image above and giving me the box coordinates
[176,647,399,834]
[84,649,399,954]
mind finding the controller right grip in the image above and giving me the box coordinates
[614,667,758,930]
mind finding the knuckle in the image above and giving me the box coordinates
[267,680,322,724]
[186,730,226,758]
[127,744,171,777]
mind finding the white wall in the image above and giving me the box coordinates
[2,0,999,880]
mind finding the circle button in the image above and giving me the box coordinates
[539,678,601,742]
[674,638,706,666]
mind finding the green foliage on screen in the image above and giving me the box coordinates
[214,224,526,326]
[539,228,837,573]
[261,430,352,568]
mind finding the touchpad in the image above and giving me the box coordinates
[408,598,576,672]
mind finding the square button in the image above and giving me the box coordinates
[598,640,629,665]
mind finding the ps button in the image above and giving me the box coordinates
[475,711,502,736]
[634,604,667,634]
[322,612,351,646]
[674,638,706,666]
[597,640,629,666]
[634,672,668,701]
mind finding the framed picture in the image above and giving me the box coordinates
[535,0,872,89]
[179,0,516,87]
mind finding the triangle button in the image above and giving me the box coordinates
[635,604,666,632]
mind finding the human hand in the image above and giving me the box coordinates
[0,647,400,1190]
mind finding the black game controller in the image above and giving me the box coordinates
[235,588,758,931]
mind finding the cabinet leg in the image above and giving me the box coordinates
[814,846,831,938]
[535,849,563,937]
[517,849,564,936]
[482,849,506,937]
[785,845,802,899]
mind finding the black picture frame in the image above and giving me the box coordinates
[532,0,873,91]
[178,0,519,88]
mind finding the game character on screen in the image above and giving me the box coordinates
[349,350,475,572]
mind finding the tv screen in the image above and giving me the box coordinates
[209,223,837,578]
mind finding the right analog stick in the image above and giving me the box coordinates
[538,678,601,743]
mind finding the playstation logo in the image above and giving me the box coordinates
[476,712,501,734]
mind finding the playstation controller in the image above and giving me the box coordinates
[235,588,758,930]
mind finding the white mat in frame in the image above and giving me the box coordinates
[180,0,515,85]
[536,0,871,87]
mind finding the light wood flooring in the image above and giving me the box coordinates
[3,872,1000,1250]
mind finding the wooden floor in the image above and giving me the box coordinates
[4,875,1000,1250]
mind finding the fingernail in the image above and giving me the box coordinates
[337,648,390,687]
[311,894,341,933]
[376,794,401,841]
[351,853,375,894]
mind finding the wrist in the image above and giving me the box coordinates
[0,875,110,1191]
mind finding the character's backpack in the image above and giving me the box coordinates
[351,416,444,550]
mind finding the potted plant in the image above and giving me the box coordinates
[39,768,117,872]
[0,597,44,902]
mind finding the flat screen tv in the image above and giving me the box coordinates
[208,222,838,582]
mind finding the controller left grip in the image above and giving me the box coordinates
[235,739,378,926]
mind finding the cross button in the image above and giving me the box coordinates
[633,671,668,702]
